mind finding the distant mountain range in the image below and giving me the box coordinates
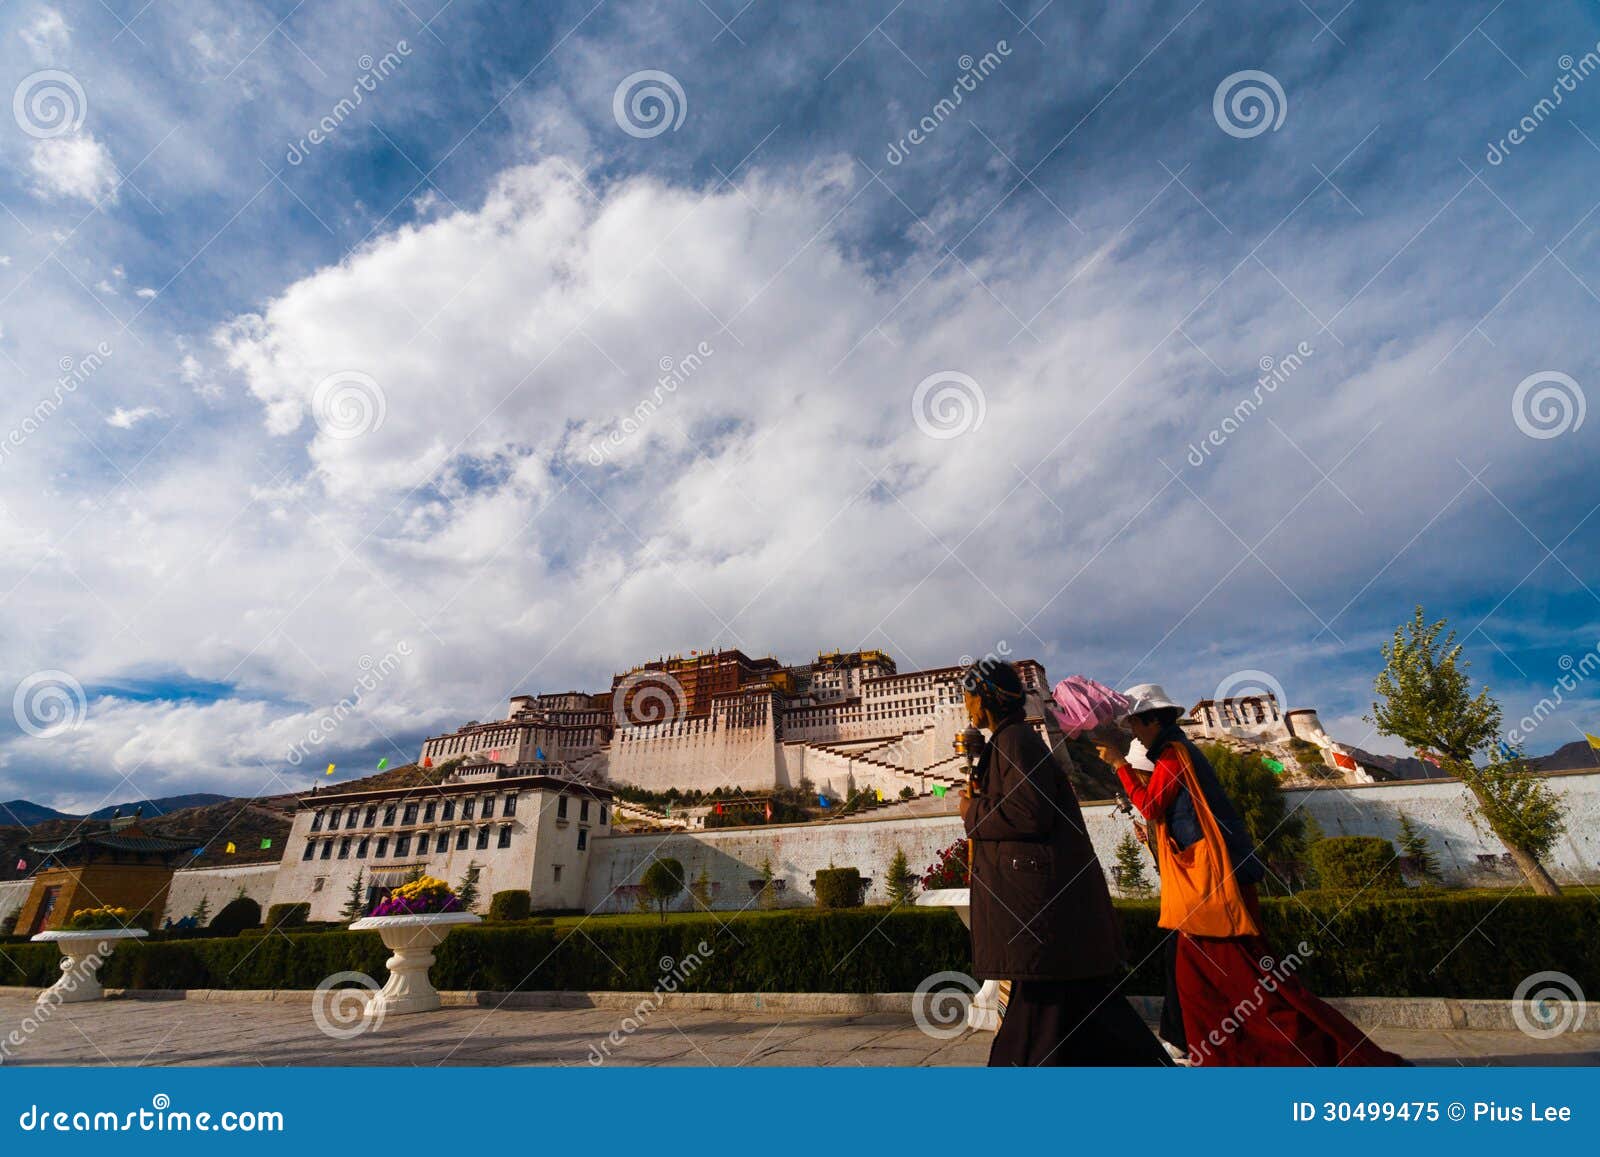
[0,793,232,828]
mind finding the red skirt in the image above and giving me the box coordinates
[1175,932,1403,1066]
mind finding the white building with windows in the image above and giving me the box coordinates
[267,759,614,920]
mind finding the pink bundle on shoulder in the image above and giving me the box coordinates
[1050,676,1131,736]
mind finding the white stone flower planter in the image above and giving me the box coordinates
[31,929,148,1004]
[915,888,1003,1032]
[349,913,481,1019]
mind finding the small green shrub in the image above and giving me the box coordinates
[488,890,532,921]
[208,896,262,936]
[266,902,310,930]
[1309,836,1403,892]
[814,867,864,909]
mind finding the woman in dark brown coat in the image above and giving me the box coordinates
[958,657,1169,1067]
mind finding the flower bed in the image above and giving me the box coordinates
[0,893,1593,998]
[367,875,462,918]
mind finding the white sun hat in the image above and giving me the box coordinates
[1120,683,1184,718]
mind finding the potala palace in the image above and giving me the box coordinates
[5,647,1598,931]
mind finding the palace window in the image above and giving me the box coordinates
[302,840,316,861]
[383,804,397,825]
[502,793,517,816]
[497,825,512,849]
[462,799,475,821]
[552,865,562,883]
[424,801,437,823]
[456,828,469,851]
[312,878,326,892]
[310,811,324,832]
[556,795,569,820]
[436,831,452,854]
[476,826,490,850]
[375,836,389,858]
[482,796,495,819]
[320,841,333,860]
[442,800,455,821]
[345,807,359,829]
[338,838,351,860]
[395,834,411,857]
[579,799,590,822]
[402,803,419,825]
[599,805,609,826]
[364,806,378,828]
[577,828,588,851]
[357,837,369,859]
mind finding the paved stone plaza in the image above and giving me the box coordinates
[1,994,1596,1067]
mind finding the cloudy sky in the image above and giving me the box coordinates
[1,1,1597,811]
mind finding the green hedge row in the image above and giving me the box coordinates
[3,894,1594,998]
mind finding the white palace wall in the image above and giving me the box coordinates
[0,879,29,926]
[163,863,281,924]
[583,770,1600,910]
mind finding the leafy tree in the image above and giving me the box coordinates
[189,896,211,926]
[688,866,714,910]
[1110,831,1153,897]
[885,847,917,907]
[456,865,482,912]
[1201,743,1308,893]
[340,868,367,922]
[640,857,686,922]
[1370,607,1565,895]
[1395,813,1441,881]
[756,857,778,909]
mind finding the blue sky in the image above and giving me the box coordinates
[1,0,1598,811]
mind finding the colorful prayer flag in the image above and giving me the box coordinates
[818,794,830,807]
[535,746,547,761]
[1261,756,1286,775]
[1586,733,1600,751]
[325,763,335,776]
[15,858,25,871]
[259,838,272,850]
[1332,751,1358,771]
[764,801,773,821]
[376,757,388,770]
[932,784,947,798]
[490,750,500,761]
[422,756,433,768]
[1416,750,1443,767]
[1497,739,1515,760]
[875,789,883,802]
[225,842,236,854]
